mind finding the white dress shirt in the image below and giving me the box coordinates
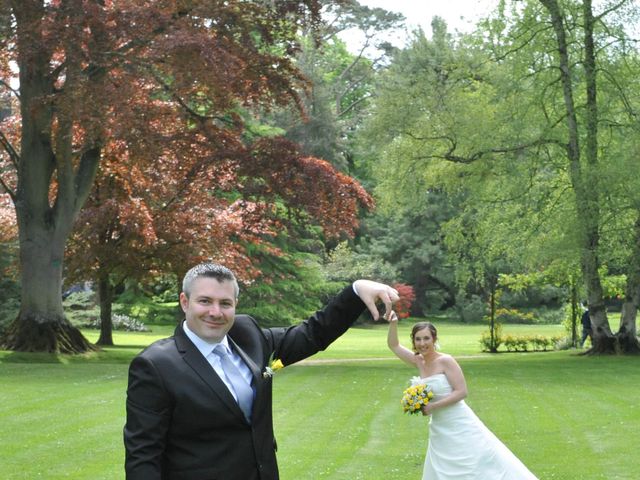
[182,321,253,401]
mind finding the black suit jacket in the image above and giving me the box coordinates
[124,285,366,480]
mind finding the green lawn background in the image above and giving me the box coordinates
[1,322,637,479]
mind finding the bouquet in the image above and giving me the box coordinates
[401,383,434,414]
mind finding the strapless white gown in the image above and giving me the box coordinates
[411,374,538,480]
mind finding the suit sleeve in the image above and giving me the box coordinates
[268,284,367,365]
[124,354,172,480]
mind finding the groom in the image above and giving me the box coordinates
[124,262,398,480]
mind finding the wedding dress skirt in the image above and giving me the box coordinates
[411,374,538,480]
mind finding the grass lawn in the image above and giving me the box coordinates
[0,321,638,479]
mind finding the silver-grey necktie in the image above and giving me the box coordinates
[212,345,253,422]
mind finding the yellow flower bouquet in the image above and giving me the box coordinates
[401,383,434,414]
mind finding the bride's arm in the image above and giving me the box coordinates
[422,356,468,414]
[386,312,418,367]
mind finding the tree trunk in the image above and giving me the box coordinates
[582,240,614,354]
[617,303,640,354]
[488,282,498,353]
[96,272,114,346]
[1,2,102,353]
[540,0,615,353]
[616,212,640,354]
[580,0,616,354]
[0,227,94,353]
[569,279,578,347]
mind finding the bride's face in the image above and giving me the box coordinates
[413,327,436,354]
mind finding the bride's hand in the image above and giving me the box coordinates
[421,403,434,416]
[385,310,399,323]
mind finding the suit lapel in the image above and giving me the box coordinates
[174,325,247,422]
[227,336,263,412]
[228,335,272,422]
[228,336,261,379]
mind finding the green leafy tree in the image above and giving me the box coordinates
[354,190,459,315]
[363,2,640,354]
[276,1,404,172]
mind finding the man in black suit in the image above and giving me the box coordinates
[124,262,398,480]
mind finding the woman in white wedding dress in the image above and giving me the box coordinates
[386,314,538,480]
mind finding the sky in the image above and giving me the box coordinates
[338,0,500,51]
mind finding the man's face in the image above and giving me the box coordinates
[180,277,237,343]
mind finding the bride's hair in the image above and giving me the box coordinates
[411,322,438,352]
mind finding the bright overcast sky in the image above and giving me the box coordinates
[339,0,500,51]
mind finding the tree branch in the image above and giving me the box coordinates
[145,67,238,128]
[0,174,16,200]
[0,129,19,169]
[337,92,372,118]
[0,79,20,100]
[402,132,564,164]
[594,0,629,22]
[73,146,101,215]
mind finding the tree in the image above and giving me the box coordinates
[363,3,640,354]
[65,135,373,345]
[276,1,404,172]
[507,0,640,353]
[354,190,459,316]
[391,282,415,319]
[0,0,369,353]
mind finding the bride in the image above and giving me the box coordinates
[386,313,538,480]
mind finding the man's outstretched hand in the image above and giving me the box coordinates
[353,280,400,321]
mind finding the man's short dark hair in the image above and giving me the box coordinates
[182,263,239,299]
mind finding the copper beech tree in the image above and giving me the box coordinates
[66,136,373,345]
[0,0,373,353]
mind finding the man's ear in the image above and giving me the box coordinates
[179,292,189,312]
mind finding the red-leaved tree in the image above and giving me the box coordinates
[0,0,373,353]
[66,133,373,345]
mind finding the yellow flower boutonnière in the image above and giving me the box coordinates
[263,358,284,378]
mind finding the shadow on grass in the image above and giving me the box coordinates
[0,343,145,364]
[0,350,67,363]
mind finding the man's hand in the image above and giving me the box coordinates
[353,280,399,321]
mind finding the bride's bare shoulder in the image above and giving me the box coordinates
[435,353,458,366]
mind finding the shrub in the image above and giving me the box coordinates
[112,314,150,332]
[114,296,179,325]
[531,335,552,351]
[392,283,416,319]
[498,284,566,309]
[531,306,565,325]
[152,288,179,304]
[457,294,487,323]
[81,313,150,332]
[554,336,573,350]
[64,291,95,310]
[63,291,100,327]
[485,330,565,353]
[0,297,19,336]
[503,335,517,352]
[495,307,536,324]
[516,336,529,351]
[479,323,503,352]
